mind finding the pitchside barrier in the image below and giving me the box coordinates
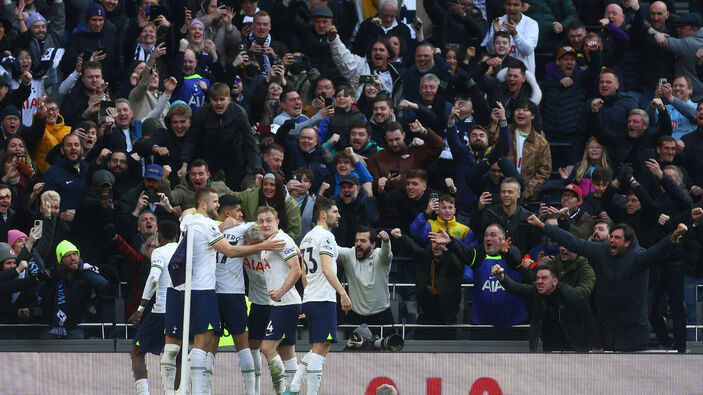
[0,351,701,394]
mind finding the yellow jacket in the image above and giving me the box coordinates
[33,114,71,173]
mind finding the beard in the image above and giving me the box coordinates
[469,142,487,152]
[355,245,372,259]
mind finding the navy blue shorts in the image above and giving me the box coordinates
[303,302,338,343]
[134,312,165,355]
[165,288,221,339]
[247,303,270,340]
[263,304,301,344]
[217,293,248,335]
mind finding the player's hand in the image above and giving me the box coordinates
[269,288,284,302]
[340,294,352,311]
[128,310,143,327]
[261,235,285,251]
[491,264,505,281]
[220,216,239,231]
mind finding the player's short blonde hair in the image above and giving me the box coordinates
[256,205,279,219]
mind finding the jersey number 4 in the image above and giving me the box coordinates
[302,247,318,274]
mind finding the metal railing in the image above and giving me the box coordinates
[1,285,701,341]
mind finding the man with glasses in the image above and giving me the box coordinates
[272,89,333,136]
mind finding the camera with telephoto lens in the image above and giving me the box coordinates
[345,324,404,352]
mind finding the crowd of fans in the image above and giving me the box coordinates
[0,0,702,352]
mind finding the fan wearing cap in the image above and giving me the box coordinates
[116,164,174,231]
[541,43,601,166]
[558,184,594,240]
[652,13,703,100]
[47,240,109,338]
[331,174,378,247]
[70,170,119,262]
[298,5,349,82]
[62,3,120,85]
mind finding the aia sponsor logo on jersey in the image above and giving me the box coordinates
[244,256,269,272]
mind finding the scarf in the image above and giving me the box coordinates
[248,32,271,75]
[133,43,155,62]
[50,279,68,337]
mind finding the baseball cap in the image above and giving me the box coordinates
[340,174,359,186]
[560,184,583,200]
[144,164,163,180]
[92,169,115,186]
[556,46,577,60]
[675,13,702,27]
[311,6,333,18]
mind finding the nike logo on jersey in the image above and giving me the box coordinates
[65,180,74,184]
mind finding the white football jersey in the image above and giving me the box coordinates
[243,252,270,305]
[175,214,224,291]
[150,242,178,314]
[261,230,301,306]
[215,222,252,294]
[299,225,338,303]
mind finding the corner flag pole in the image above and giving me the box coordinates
[179,227,195,391]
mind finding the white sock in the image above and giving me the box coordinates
[289,351,312,393]
[238,348,256,395]
[203,352,215,395]
[161,344,180,395]
[306,353,325,395]
[267,354,285,394]
[283,357,298,388]
[251,349,262,395]
[135,378,149,395]
[190,348,207,395]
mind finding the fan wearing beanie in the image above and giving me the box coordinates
[61,2,120,86]
[47,240,109,338]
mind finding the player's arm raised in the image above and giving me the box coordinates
[213,235,285,258]
[269,255,302,301]
[320,254,352,311]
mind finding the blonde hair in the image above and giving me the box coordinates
[574,137,609,183]
[40,190,61,203]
